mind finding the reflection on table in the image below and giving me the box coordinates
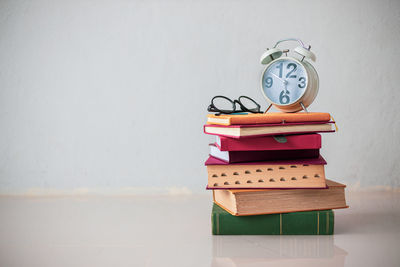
[212,235,347,267]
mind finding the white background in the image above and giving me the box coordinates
[0,0,399,194]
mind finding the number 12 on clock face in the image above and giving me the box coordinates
[262,59,308,105]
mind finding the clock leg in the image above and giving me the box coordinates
[264,104,273,114]
[300,102,309,113]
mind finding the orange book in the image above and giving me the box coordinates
[207,112,331,126]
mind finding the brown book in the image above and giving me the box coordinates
[206,156,327,189]
[213,179,348,216]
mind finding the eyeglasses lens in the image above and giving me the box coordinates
[239,96,260,112]
[212,97,235,113]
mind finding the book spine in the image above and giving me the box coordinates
[212,209,334,235]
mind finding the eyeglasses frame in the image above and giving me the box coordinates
[207,95,262,115]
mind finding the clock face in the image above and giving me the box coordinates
[262,58,308,105]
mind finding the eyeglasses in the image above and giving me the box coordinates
[207,96,262,115]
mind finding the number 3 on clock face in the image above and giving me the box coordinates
[261,58,308,105]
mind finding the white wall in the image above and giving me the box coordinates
[0,0,399,194]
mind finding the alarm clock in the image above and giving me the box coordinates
[260,38,318,113]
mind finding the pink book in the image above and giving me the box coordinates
[215,134,321,151]
[203,121,335,139]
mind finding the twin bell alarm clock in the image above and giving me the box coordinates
[260,38,318,113]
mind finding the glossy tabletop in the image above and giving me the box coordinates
[0,191,399,267]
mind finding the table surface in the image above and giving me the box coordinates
[0,191,399,267]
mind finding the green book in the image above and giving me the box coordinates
[212,203,334,235]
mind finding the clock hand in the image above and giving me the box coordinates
[284,82,289,94]
[270,73,290,94]
[271,73,288,86]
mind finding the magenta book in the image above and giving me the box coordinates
[215,133,321,151]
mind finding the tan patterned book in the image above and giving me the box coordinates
[206,156,327,189]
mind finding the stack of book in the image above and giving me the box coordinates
[204,112,348,235]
